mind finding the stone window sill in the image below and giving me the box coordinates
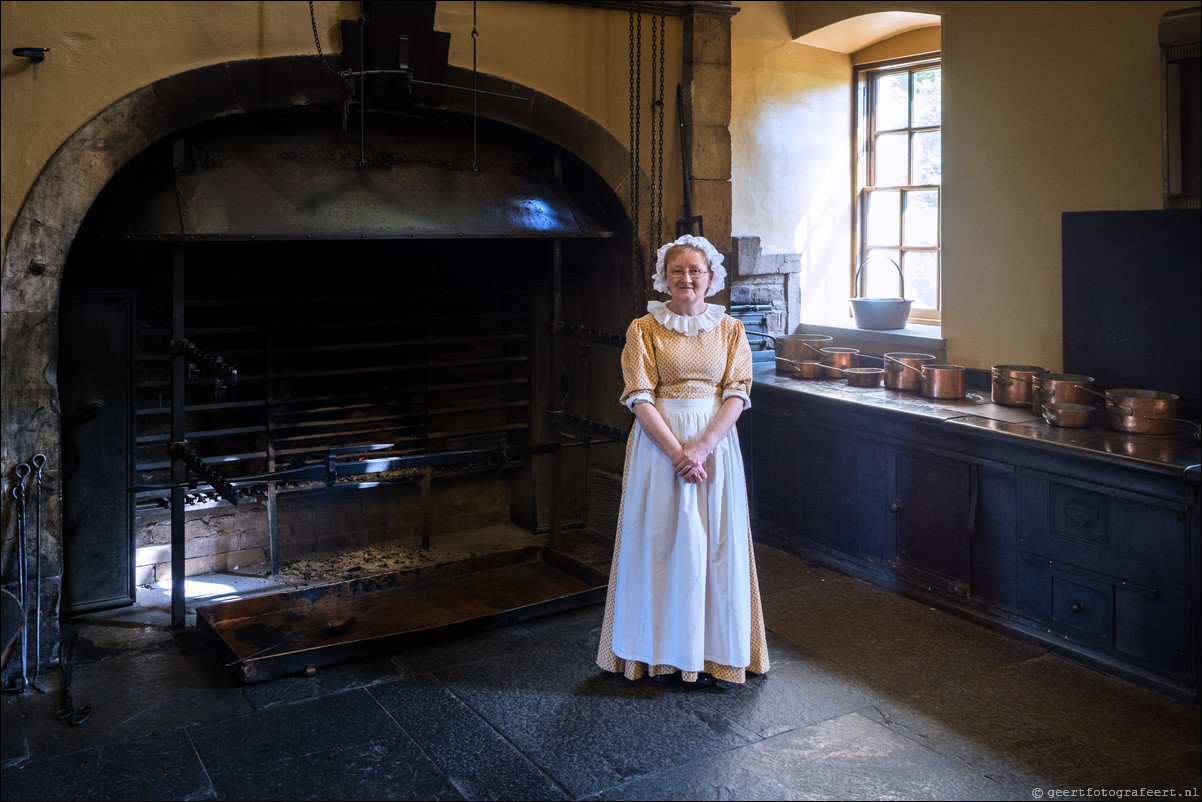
[798,319,946,360]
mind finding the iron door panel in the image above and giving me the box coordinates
[59,291,136,614]
[894,450,971,592]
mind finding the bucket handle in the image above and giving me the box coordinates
[854,255,905,301]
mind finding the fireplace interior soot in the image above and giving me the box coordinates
[59,235,631,621]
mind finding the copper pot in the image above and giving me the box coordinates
[778,334,833,361]
[845,367,884,388]
[883,352,936,392]
[1031,373,1096,412]
[820,347,859,378]
[991,365,1048,407]
[1104,389,1180,435]
[775,357,826,379]
[1042,402,1094,428]
[921,363,966,399]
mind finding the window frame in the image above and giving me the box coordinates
[853,53,942,325]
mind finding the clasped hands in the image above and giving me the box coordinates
[672,441,713,484]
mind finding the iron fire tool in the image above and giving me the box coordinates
[29,455,49,692]
[10,463,30,691]
[5,458,51,694]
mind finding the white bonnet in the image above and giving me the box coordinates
[652,235,726,297]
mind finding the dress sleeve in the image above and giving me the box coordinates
[720,318,753,409]
[619,317,658,409]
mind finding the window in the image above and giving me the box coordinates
[855,57,941,324]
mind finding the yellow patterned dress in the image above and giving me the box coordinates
[596,301,770,684]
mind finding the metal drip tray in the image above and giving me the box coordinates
[197,546,606,683]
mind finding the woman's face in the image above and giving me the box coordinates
[666,248,711,306]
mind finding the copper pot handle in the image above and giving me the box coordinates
[884,354,923,373]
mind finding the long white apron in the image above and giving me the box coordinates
[610,397,752,672]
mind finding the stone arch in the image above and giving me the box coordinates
[0,56,642,653]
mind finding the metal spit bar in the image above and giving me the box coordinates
[130,236,631,628]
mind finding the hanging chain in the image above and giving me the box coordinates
[472,1,479,171]
[628,5,642,289]
[309,0,356,131]
[650,2,666,258]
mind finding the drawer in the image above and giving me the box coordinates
[1019,553,1188,674]
[1051,572,1112,646]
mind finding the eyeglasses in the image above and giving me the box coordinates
[667,267,710,279]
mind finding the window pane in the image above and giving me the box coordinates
[903,190,939,247]
[904,251,939,309]
[862,251,902,298]
[875,133,909,187]
[874,73,909,131]
[912,69,941,127]
[865,190,900,247]
[912,131,941,185]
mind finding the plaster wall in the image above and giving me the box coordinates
[1,1,684,260]
[730,0,852,323]
[730,0,1195,371]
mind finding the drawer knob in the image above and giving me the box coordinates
[1071,602,1083,613]
[889,502,902,514]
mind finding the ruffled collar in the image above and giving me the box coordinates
[648,300,726,336]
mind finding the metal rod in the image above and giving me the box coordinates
[170,242,186,629]
[550,235,563,541]
[265,338,279,576]
[421,468,432,550]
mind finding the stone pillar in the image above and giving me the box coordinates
[680,3,737,303]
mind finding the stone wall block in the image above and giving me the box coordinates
[215,547,267,572]
[682,62,731,127]
[686,124,731,182]
[731,236,761,277]
[689,178,732,251]
[1,389,60,484]
[684,11,732,66]
[79,86,169,181]
[1,218,73,314]
[0,310,58,393]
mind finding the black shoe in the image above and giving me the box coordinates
[651,671,678,684]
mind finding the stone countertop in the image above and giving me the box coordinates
[752,363,1202,480]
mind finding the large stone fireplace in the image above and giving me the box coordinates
[1,0,737,686]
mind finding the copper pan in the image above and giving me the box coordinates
[820,347,859,378]
[1041,402,1094,428]
[1031,373,1096,412]
[991,365,1048,406]
[775,357,826,379]
[779,334,833,361]
[881,352,936,392]
[920,363,966,399]
[1104,389,1181,435]
[844,367,884,388]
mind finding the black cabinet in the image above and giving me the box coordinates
[892,451,1018,608]
[749,378,1198,699]
[1017,469,1193,678]
[750,396,889,562]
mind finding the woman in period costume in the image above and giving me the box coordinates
[596,234,769,685]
